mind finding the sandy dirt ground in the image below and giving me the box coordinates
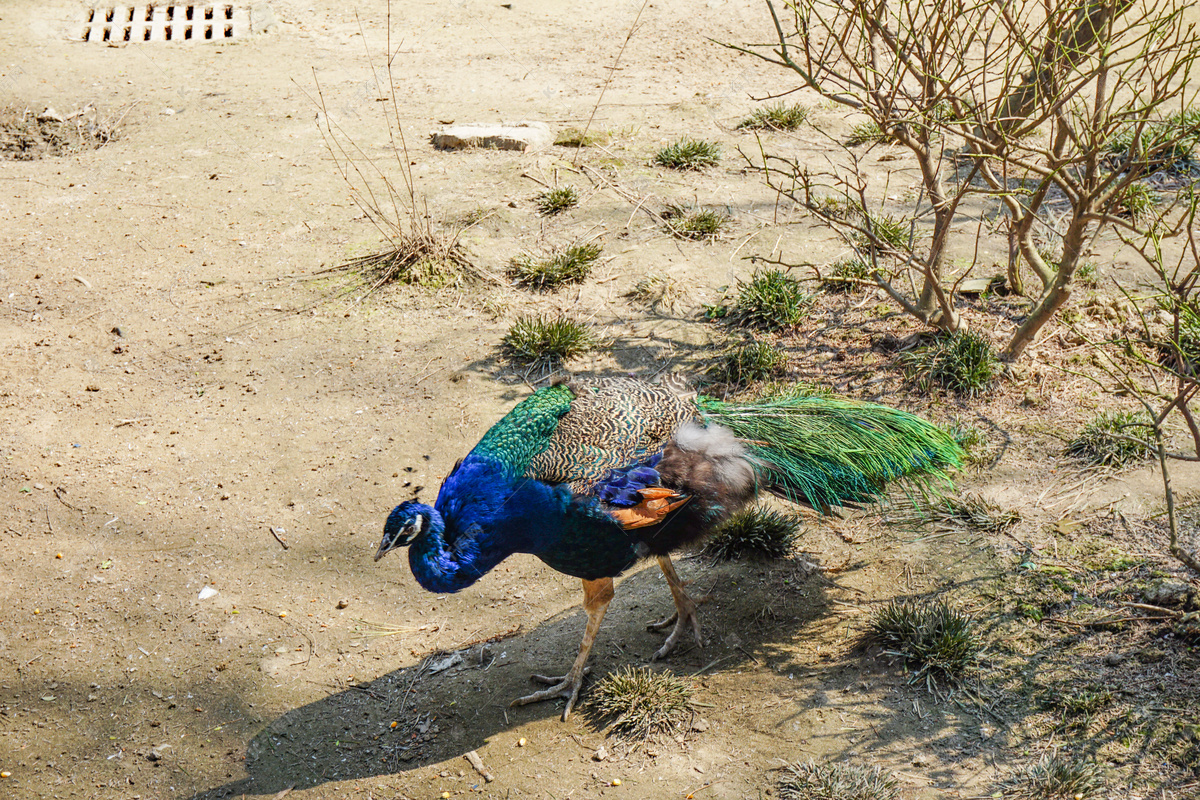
[2,1,1199,799]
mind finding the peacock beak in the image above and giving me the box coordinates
[373,543,388,562]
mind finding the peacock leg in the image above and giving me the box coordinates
[650,554,704,660]
[510,577,614,721]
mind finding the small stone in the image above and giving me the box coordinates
[691,718,709,732]
[1104,652,1125,666]
[1143,580,1194,608]
[147,743,171,762]
[431,121,553,152]
[336,599,349,609]
[38,107,64,123]
[592,746,608,761]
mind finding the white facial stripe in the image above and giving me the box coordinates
[414,515,426,537]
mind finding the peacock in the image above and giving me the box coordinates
[375,376,962,719]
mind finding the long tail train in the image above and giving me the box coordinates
[696,394,963,511]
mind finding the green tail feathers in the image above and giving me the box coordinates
[696,394,963,511]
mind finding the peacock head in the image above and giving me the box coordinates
[375,501,434,562]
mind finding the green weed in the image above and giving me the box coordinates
[821,257,873,293]
[866,599,979,685]
[508,242,602,290]
[589,666,693,741]
[663,203,728,240]
[902,330,1000,397]
[654,137,721,170]
[503,315,598,364]
[535,186,579,216]
[738,102,810,132]
[703,507,802,561]
[731,269,814,331]
[1065,409,1154,468]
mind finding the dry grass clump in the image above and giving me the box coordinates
[778,760,900,800]
[996,754,1105,799]
[589,666,693,740]
[662,202,728,240]
[344,229,475,291]
[702,507,801,560]
[889,493,1020,532]
[626,273,689,313]
[0,103,126,160]
[508,242,602,291]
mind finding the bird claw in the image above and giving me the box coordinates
[511,668,591,721]
[651,604,704,660]
[646,611,678,632]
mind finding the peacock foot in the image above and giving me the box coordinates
[510,667,591,721]
[650,601,704,660]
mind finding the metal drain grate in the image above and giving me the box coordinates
[81,5,249,43]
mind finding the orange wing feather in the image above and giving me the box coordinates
[609,487,691,529]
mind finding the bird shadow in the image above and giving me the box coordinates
[182,552,835,799]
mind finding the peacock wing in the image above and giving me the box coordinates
[527,377,699,493]
[469,382,575,477]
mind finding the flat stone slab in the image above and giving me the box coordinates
[430,122,552,152]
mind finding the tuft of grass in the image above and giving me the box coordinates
[508,242,602,290]
[1075,260,1099,286]
[627,272,689,313]
[703,507,802,561]
[730,269,814,331]
[737,102,810,132]
[1045,686,1115,723]
[778,760,900,800]
[535,186,579,216]
[554,127,607,147]
[654,137,721,170]
[933,494,1020,531]
[890,494,1020,532]
[902,330,1000,397]
[709,340,787,386]
[1065,409,1154,468]
[1106,107,1200,175]
[949,421,988,466]
[662,203,728,240]
[1113,181,1159,220]
[821,257,873,293]
[589,666,693,740]
[846,119,894,146]
[503,315,598,364]
[812,195,862,221]
[345,230,474,291]
[997,754,1105,799]
[858,212,910,253]
[865,599,979,686]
